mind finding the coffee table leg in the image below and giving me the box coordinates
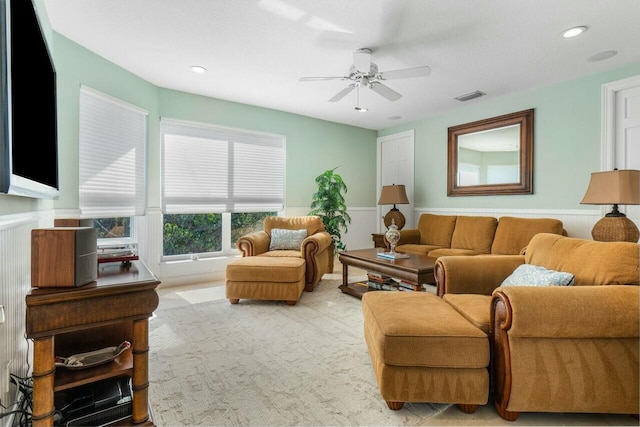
[342,261,349,287]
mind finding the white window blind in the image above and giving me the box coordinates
[79,86,147,217]
[161,119,285,214]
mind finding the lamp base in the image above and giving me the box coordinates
[591,215,639,242]
[384,208,406,230]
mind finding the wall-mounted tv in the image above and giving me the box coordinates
[0,0,59,199]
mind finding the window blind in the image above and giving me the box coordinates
[161,119,285,214]
[79,86,148,217]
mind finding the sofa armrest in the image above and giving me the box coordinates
[492,285,639,339]
[236,231,270,256]
[435,255,525,296]
[301,231,333,288]
[397,228,420,245]
[491,285,639,420]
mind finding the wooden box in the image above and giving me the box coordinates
[31,227,98,288]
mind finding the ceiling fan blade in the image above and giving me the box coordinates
[299,76,345,82]
[369,82,402,101]
[379,65,431,80]
[353,48,372,73]
[328,84,355,102]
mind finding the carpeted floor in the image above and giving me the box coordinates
[149,273,640,427]
[148,276,450,426]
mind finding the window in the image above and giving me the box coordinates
[78,86,147,217]
[160,119,285,257]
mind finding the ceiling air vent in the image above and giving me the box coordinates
[455,90,486,102]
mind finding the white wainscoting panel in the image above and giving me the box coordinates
[0,211,53,416]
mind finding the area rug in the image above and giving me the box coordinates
[148,276,450,426]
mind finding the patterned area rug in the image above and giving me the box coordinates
[148,277,450,426]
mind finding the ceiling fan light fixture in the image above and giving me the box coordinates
[562,26,587,38]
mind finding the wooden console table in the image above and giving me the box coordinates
[25,260,160,426]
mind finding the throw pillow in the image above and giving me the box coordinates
[501,264,574,287]
[269,228,307,251]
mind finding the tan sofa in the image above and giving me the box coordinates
[236,216,333,291]
[395,214,565,258]
[434,233,640,420]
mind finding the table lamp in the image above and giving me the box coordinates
[378,184,410,230]
[580,169,640,242]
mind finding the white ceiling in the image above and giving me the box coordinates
[42,0,640,131]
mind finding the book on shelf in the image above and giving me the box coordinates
[367,274,394,284]
[366,270,391,280]
[398,280,423,292]
[367,280,399,291]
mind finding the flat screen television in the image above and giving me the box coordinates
[0,0,59,199]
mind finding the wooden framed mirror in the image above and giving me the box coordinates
[447,109,534,196]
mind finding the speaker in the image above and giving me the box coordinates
[31,227,98,288]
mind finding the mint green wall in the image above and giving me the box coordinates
[379,63,640,210]
[0,1,376,216]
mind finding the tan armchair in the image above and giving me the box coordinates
[236,216,333,291]
[434,233,639,420]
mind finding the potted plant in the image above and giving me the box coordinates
[309,166,351,271]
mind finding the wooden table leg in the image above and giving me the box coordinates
[342,261,349,287]
[132,318,150,424]
[31,337,55,427]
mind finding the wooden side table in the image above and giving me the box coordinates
[25,260,160,426]
[372,233,388,249]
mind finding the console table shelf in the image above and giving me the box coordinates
[25,260,160,427]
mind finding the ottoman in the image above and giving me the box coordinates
[361,291,489,412]
[226,257,306,305]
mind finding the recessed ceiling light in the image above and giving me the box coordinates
[587,50,618,62]
[388,116,402,120]
[562,26,587,38]
[355,106,368,112]
[190,65,207,74]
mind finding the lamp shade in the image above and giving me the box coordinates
[581,169,640,205]
[378,185,410,230]
[378,185,409,205]
[581,169,640,243]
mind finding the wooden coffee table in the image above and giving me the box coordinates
[338,248,437,299]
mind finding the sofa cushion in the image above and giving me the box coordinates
[417,214,458,247]
[396,244,443,256]
[269,228,307,250]
[500,264,574,287]
[442,294,493,333]
[450,215,497,254]
[491,216,564,255]
[428,248,486,257]
[525,233,640,286]
[226,256,305,282]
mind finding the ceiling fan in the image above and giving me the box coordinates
[299,48,431,103]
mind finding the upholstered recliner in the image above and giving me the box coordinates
[434,233,640,420]
[236,216,333,291]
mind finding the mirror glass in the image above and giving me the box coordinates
[448,109,533,196]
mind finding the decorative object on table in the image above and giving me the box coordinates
[309,167,351,272]
[581,169,640,242]
[54,341,131,370]
[377,219,409,260]
[378,184,410,229]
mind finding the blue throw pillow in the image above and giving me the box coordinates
[501,264,574,287]
[269,228,307,251]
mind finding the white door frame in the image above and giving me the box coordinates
[377,130,415,233]
[601,74,640,170]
